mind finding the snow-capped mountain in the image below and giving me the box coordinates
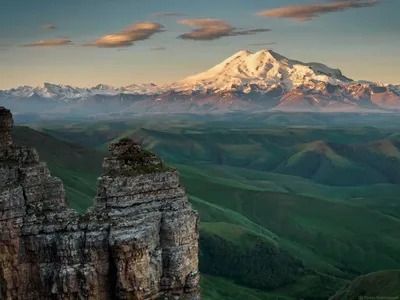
[124,83,160,95]
[163,49,352,93]
[8,83,89,99]
[5,82,161,100]
[1,49,400,115]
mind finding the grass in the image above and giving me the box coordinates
[15,118,400,299]
[330,270,400,300]
[201,275,291,300]
[181,165,400,274]
[12,126,104,212]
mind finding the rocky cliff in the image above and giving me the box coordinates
[0,106,200,299]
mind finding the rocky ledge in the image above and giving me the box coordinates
[0,107,200,299]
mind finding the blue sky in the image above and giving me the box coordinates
[0,0,399,88]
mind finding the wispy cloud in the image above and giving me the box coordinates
[84,22,164,48]
[177,19,270,41]
[20,39,72,47]
[250,42,277,46]
[256,0,380,22]
[42,24,57,29]
[150,12,186,17]
[150,47,167,51]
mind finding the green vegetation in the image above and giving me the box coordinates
[107,150,174,176]
[17,116,400,299]
[329,270,400,300]
[201,275,291,300]
[199,228,310,291]
[12,126,104,212]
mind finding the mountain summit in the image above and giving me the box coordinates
[165,49,353,92]
[1,49,400,114]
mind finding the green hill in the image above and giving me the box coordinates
[46,123,399,187]
[329,270,400,300]
[17,120,400,299]
[12,126,104,212]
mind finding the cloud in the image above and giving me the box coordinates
[84,22,164,48]
[150,12,186,17]
[42,24,57,29]
[250,42,277,46]
[150,47,166,51]
[236,29,272,35]
[21,39,72,47]
[256,0,380,22]
[177,19,270,41]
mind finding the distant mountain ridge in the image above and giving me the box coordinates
[163,49,353,92]
[1,49,400,115]
[5,82,161,99]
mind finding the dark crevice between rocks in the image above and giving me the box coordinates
[108,245,118,300]
[0,267,7,299]
[21,184,27,209]
[19,186,27,264]
[18,237,25,264]
[78,230,88,299]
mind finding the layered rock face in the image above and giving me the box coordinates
[0,106,200,300]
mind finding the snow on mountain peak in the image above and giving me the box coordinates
[93,84,116,90]
[4,49,396,107]
[37,82,47,89]
[31,82,88,99]
[165,49,353,93]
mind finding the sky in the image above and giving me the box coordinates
[0,0,399,89]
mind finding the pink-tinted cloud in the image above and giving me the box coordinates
[256,0,380,22]
[42,24,57,29]
[178,19,270,41]
[84,22,164,48]
[21,39,72,47]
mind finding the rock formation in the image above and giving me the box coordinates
[0,106,200,299]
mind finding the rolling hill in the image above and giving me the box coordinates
[329,270,400,300]
[12,126,104,212]
[45,121,400,187]
[14,119,400,299]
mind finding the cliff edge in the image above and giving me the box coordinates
[0,106,200,299]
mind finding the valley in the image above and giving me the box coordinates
[13,113,400,299]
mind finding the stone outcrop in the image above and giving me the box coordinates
[0,107,200,299]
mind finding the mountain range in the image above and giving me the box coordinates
[2,49,400,116]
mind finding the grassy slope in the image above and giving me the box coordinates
[182,165,400,298]
[201,275,291,300]
[182,164,400,271]
[12,126,104,212]
[125,126,400,186]
[23,120,400,299]
[329,270,400,300]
